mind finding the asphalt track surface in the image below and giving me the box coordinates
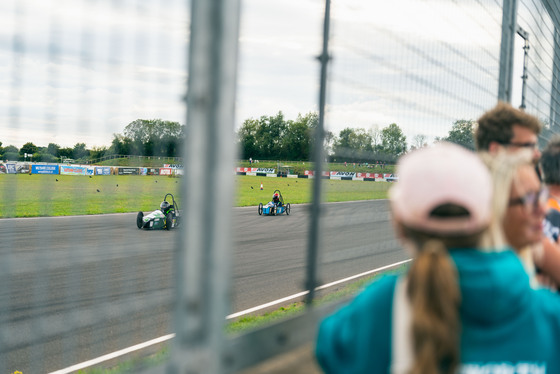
[0,200,408,373]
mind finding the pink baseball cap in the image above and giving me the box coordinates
[390,142,492,235]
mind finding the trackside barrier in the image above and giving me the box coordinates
[117,167,139,175]
[60,166,94,176]
[95,167,112,175]
[31,165,60,175]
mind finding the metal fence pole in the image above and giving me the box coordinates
[169,0,240,373]
[543,0,560,131]
[305,0,332,306]
[498,0,518,103]
[552,29,560,131]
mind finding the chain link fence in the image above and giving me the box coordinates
[1,0,559,373]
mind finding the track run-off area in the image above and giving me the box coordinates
[1,200,409,373]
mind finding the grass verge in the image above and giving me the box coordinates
[0,174,392,217]
[225,263,409,335]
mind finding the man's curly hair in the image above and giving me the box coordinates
[475,101,542,151]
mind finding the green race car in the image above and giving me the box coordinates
[136,193,181,230]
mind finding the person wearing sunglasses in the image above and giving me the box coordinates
[316,143,560,374]
[480,150,560,289]
[475,103,560,288]
[475,101,542,163]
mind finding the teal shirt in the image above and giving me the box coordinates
[316,250,560,373]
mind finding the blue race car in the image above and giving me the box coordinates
[137,193,181,230]
[258,189,291,216]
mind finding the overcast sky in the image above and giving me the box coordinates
[0,0,546,150]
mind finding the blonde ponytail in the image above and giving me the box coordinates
[407,240,461,374]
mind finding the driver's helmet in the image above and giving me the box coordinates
[272,192,279,202]
[160,201,171,212]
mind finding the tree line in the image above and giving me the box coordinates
[237,111,476,163]
[0,113,476,164]
[0,119,185,163]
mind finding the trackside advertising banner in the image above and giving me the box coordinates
[330,171,356,177]
[159,167,172,176]
[60,166,86,175]
[304,170,330,177]
[164,164,183,176]
[95,167,112,175]
[236,167,276,173]
[146,168,160,175]
[6,164,16,174]
[118,167,139,175]
[60,166,94,175]
[355,173,380,179]
[32,165,59,174]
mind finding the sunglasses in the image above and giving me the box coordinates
[508,187,549,211]
[502,141,539,150]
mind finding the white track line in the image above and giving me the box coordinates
[226,258,411,319]
[48,334,175,374]
[48,259,411,374]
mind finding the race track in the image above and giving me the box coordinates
[0,200,408,373]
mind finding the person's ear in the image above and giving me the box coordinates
[488,141,503,155]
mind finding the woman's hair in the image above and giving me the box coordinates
[401,152,533,374]
[402,204,485,374]
[390,143,494,373]
[477,150,533,249]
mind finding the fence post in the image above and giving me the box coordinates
[305,0,332,305]
[543,0,560,131]
[168,0,240,373]
[498,0,518,103]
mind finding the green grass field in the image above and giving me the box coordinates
[0,174,392,218]
[236,175,390,206]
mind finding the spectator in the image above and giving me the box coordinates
[316,143,560,374]
[479,151,557,288]
[475,102,560,288]
[475,101,542,163]
[541,136,560,243]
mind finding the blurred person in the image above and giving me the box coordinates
[475,101,542,162]
[538,136,560,289]
[316,143,560,374]
[476,103,560,288]
[541,136,560,243]
[480,151,557,287]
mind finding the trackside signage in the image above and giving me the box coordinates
[32,165,60,174]
[6,164,16,174]
[118,167,139,175]
[60,166,89,175]
[330,171,356,177]
[355,173,379,178]
[95,167,112,175]
[236,167,276,173]
[304,170,330,177]
[159,167,172,175]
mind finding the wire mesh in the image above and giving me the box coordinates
[1,0,187,373]
[1,0,560,373]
